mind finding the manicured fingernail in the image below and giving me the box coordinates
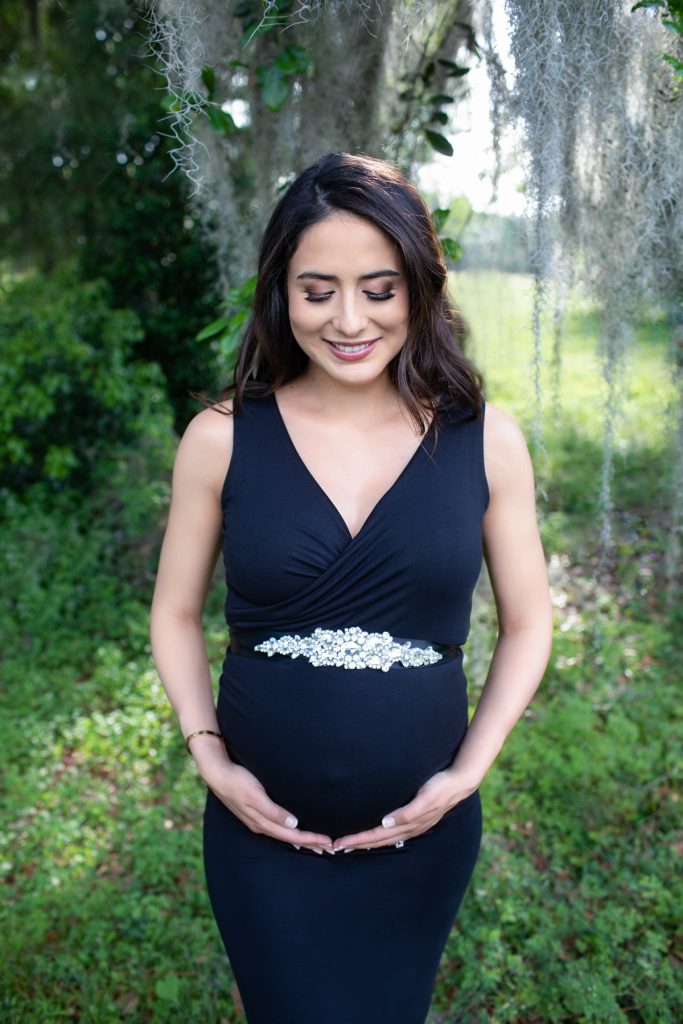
[285,815,298,828]
[292,844,301,850]
[340,847,353,853]
[312,847,324,855]
[382,815,396,828]
[324,846,336,855]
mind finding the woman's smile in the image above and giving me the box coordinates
[324,338,380,360]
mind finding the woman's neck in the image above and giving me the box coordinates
[281,366,402,427]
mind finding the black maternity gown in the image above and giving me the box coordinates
[203,391,490,1024]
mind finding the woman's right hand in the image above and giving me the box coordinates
[198,750,335,855]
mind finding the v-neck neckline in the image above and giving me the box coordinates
[270,391,436,543]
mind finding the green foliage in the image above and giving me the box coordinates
[234,0,295,46]
[256,46,310,112]
[0,269,167,492]
[204,102,239,135]
[226,2,311,113]
[0,0,218,429]
[0,645,233,1024]
[395,44,474,161]
[632,0,683,88]
[430,207,464,266]
[201,64,217,98]
[434,605,681,1023]
[195,273,258,375]
[632,0,683,30]
[424,129,454,156]
[440,237,462,263]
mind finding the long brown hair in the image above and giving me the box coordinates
[207,152,484,433]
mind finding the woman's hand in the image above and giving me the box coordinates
[332,769,479,853]
[201,757,336,854]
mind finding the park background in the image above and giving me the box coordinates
[0,2,681,1022]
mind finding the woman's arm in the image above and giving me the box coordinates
[331,402,553,852]
[150,404,336,853]
[445,401,553,788]
[149,405,235,778]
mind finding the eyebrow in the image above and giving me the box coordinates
[295,269,401,282]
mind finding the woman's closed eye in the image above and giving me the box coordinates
[304,290,396,303]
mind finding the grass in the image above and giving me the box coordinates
[1,271,680,1022]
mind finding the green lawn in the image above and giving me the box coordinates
[1,272,680,1023]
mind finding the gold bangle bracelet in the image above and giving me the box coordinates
[185,729,224,754]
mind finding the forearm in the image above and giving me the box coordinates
[448,622,553,787]
[149,604,231,773]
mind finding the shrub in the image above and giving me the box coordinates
[0,267,170,492]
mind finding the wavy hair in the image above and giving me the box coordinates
[207,152,484,433]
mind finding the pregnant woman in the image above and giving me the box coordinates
[150,152,553,1024]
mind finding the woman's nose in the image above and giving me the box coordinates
[331,296,369,337]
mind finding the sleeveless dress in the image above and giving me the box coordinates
[203,392,490,1024]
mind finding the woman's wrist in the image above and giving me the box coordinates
[185,728,223,754]
[445,761,486,794]
[187,733,233,781]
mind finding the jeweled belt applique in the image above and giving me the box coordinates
[253,626,443,672]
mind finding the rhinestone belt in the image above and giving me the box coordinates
[229,626,461,672]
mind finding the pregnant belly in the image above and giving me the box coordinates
[216,652,470,839]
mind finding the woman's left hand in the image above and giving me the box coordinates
[331,769,479,853]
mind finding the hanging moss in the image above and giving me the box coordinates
[489,0,682,588]
[146,0,474,288]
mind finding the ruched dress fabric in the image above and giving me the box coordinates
[203,392,490,1024]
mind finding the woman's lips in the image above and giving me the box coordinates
[324,338,380,361]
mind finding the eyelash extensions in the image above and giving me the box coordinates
[305,290,396,303]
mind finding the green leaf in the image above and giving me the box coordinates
[275,45,310,76]
[236,274,258,303]
[201,65,216,99]
[429,94,453,105]
[454,19,480,57]
[155,975,180,1003]
[631,1,666,11]
[196,315,232,342]
[430,110,449,126]
[439,59,470,78]
[431,208,450,233]
[204,105,237,135]
[440,237,462,262]
[662,52,683,77]
[257,64,290,111]
[424,129,454,157]
[242,22,267,47]
[227,58,249,69]
[44,445,79,481]
[160,93,180,113]
[422,61,435,84]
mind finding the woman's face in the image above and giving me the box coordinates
[286,211,410,387]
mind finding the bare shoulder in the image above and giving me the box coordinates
[482,402,534,496]
[173,400,234,496]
